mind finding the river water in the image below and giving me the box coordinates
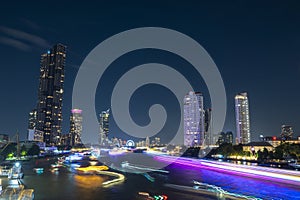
[1,154,299,200]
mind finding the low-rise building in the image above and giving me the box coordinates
[263,136,300,147]
[243,141,274,153]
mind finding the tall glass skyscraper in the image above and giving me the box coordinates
[70,109,83,146]
[184,91,204,147]
[99,109,110,146]
[36,44,66,145]
[235,92,251,144]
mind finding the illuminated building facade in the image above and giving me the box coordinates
[36,44,66,145]
[184,91,204,147]
[145,136,150,147]
[99,109,110,146]
[28,109,37,130]
[27,129,44,142]
[281,125,293,140]
[28,109,38,141]
[235,92,251,144]
[217,131,233,145]
[204,108,216,146]
[69,109,83,146]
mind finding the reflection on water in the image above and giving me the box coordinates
[11,155,300,200]
[73,174,106,189]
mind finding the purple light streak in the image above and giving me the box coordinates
[154,156,300,186]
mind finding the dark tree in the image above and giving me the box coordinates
[0,143,17,158]
[27,144,40,156]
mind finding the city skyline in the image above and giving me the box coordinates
[0,1,300,142]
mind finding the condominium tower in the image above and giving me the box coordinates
[235,92,251,144]
[184,91,204,147]
[36,44,66,145]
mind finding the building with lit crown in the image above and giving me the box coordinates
[235,92,251,144]
[184,91,204,147]
[36,44,66,145]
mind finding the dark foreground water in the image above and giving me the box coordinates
[1,154,300,200]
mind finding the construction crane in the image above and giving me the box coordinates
[0,131,21,159]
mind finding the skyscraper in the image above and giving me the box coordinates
[235,92,251,144]
[69,109,83,146]
[99,109,110,146]
[36,44,66,145]
[184,91,204,147]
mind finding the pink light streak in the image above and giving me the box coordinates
[71,109,82,114]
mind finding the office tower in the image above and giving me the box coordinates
[36,44,66,145]
[235,92,251,144]
[99,109,110,146]
[281,125,293,140]
[69,109,83,146]
[184,91,205,147]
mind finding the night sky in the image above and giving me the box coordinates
[0,1,300,142]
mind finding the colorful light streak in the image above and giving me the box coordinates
[108,149,127,156]
[154,156,300,185]
[193,181,262,200]
[74,166,125,187]
[100,171,125,187]
[121,162,169,174]
[75,165,109,173]
[71,109,82,114]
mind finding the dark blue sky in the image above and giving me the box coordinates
[0,1,300,141]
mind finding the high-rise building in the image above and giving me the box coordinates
[145,136,150,147]
[184,91,205,147]
[154,137,160,146]
[281,125,293,140]
[28,109,37,130]
[217,131,233,145]
[69,109,83,146]
[235,92,251,144]
[36,44,66,145]
[99,109,110,146]
[204,108,215,146]
[28,109,37,141]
